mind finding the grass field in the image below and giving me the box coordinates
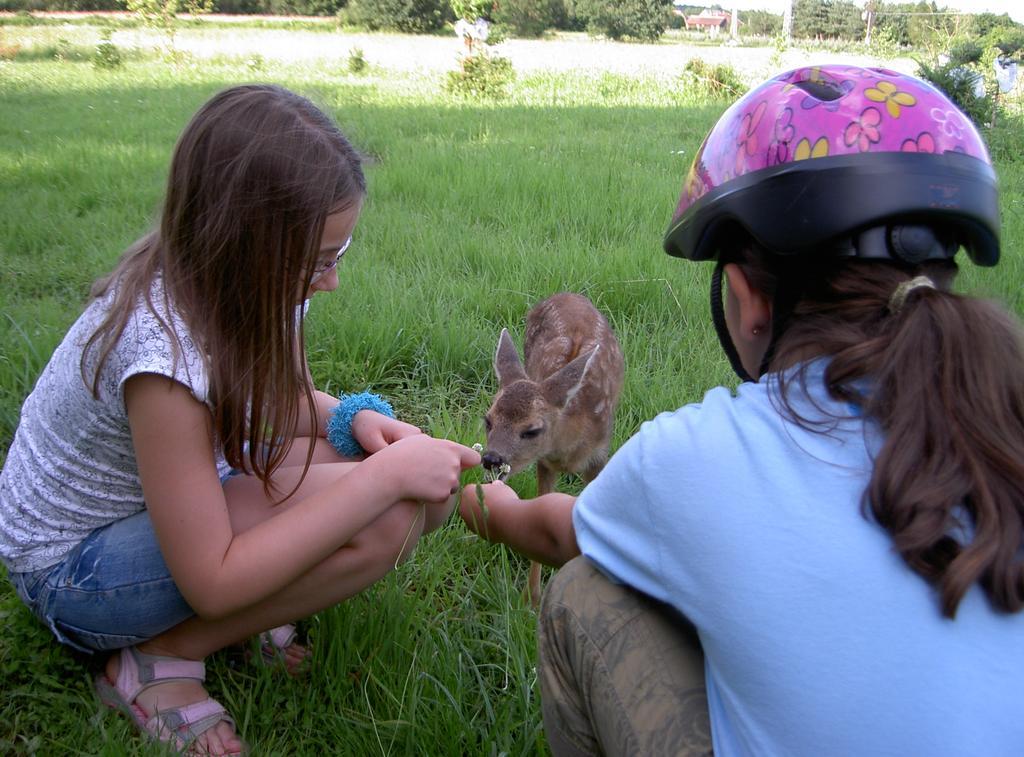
[1,22,1023,756]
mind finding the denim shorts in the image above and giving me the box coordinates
[8,509,195,654]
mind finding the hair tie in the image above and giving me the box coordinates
[326,392,395,457]
[888,275,936,314]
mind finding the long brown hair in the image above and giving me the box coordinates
[83,84,366,492]
[726,245,1024,618]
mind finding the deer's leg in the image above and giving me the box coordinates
[537,460,557,497]
[526,462,558,609]
[581,452,608,486]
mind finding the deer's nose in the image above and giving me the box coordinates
[481,451,505,470]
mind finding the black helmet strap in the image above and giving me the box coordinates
[710,259,803,384]
[710,262,754,383]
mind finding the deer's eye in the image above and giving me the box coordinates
[520,427,543,439]
[484,417,492,432]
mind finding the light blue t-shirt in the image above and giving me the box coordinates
[574,363,1023,756]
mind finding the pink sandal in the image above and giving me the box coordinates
[257,623,308,675]
[95,645,245,755]
[259,623,298,664]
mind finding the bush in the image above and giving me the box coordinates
[92,38,122,68]
[916,58,995,127]
[572,0,671,42]
[986,26,1024,57]
[444,50,514,98]
[347,45,367,73]
[681,58,745,100]
[948,39,984,66]
[492,0,559,38]
[341,0,449,32]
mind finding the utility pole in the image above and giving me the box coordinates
[782,0,793,42]
[863,1,876,45]
[731,1,739,40]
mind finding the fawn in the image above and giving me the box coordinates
[482,292,625,606]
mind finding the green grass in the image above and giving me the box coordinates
[1,27,1023,756]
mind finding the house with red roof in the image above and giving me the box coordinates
[684,8,732,36]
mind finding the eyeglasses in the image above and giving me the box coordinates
[310,236,351,283]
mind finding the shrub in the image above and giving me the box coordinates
[681,58,745,100]
[987,26,1024,57]
[50,36,68,59]
[916,58,995,127]
[572,0,672,42]
[347,45,367,73]
[492,0,559,38]
[948,39,984,66]
[444,50,514,99]
[92,38,123,68]
[342,0,449,33]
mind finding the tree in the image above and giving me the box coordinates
[343,0,450,32]
[971,12,1024,56]
[745,9,782,37]
[493,0,561,38]
[127,0,212,49]
[571,0,672,42]
[791,0,862,41]
[873,2,911,47]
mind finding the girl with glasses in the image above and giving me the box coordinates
[0,84,479,755]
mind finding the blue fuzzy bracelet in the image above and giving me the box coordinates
[326,392,396,458]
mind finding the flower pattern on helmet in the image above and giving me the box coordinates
[670,63,992,227]
[901,132,936,153]
[775,107,795,143]
[794,136,830,160]
[736,101,767,172]
[930,107,967,138]
[865,80,917,118]
[844,107,882,152]
[767,107,796,166]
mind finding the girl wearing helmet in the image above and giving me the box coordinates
[461,65,1024,756]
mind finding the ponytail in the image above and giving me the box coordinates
[854,279,1024,617]
[733,249,1024,618]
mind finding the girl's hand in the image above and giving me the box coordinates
[376,434,481,503]
[352,410,423,454]
[459,481,521,540]
[458,483,580,568]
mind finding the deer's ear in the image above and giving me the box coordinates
[495,328,527,385]
[542,347,597,408]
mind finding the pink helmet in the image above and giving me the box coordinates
[663,64,1000,266]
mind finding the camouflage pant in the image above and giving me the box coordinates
[537,556,713,757]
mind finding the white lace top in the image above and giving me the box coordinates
[0,277,231,573]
